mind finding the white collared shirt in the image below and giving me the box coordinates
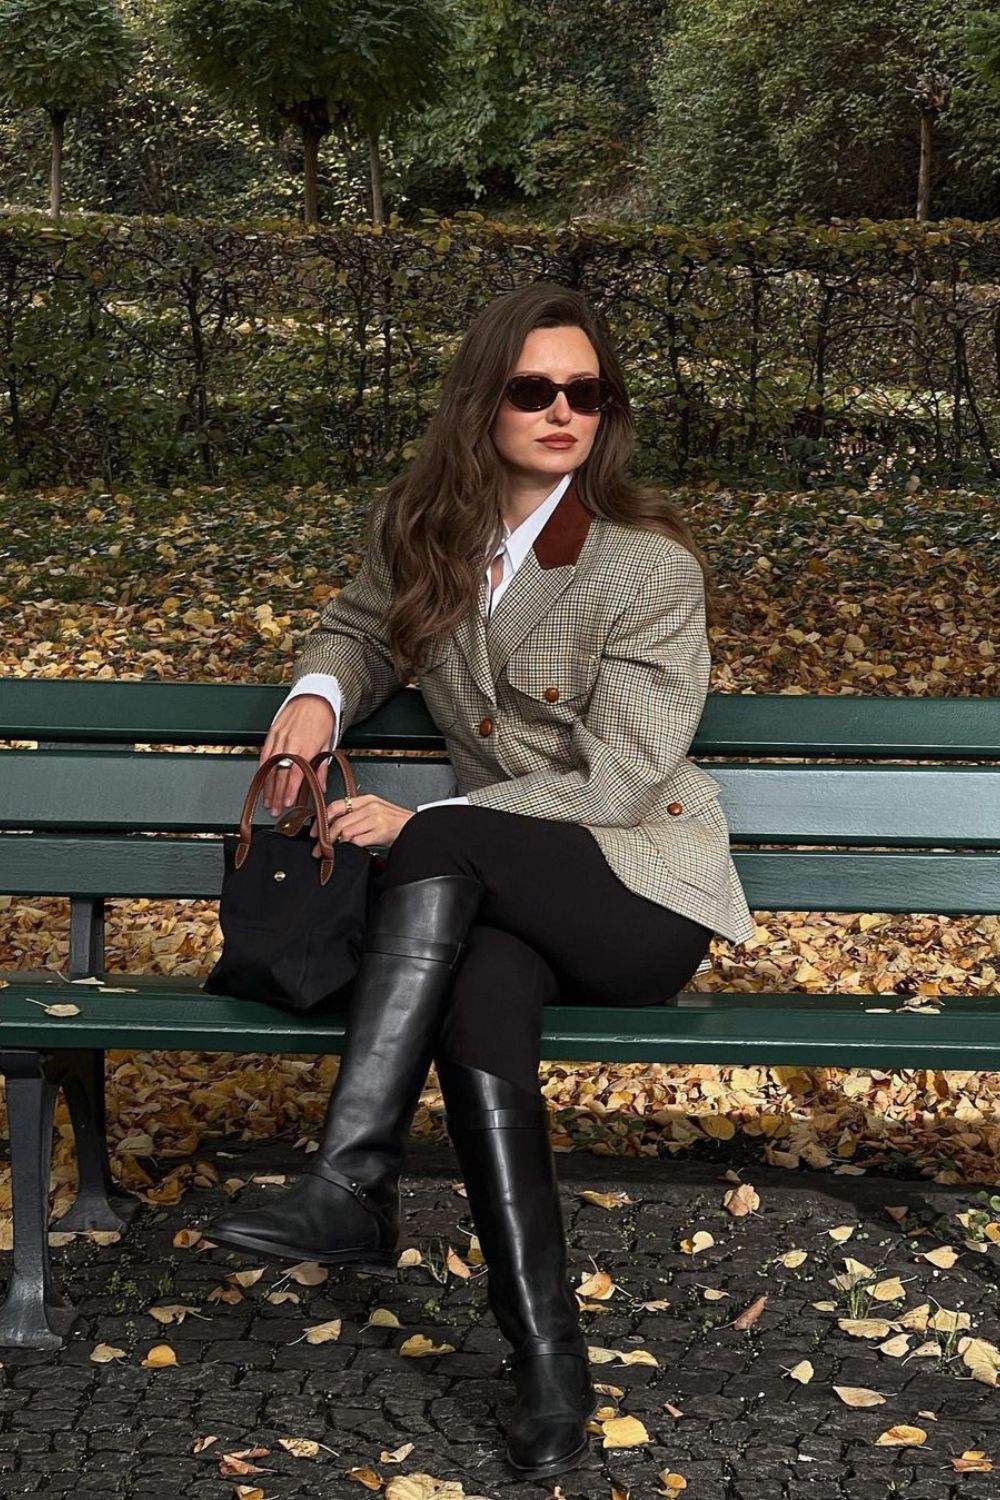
[274,471,575,810]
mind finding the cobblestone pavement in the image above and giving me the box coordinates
[2,1139,1000,1500]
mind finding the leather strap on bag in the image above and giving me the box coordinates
[273,749,358,839]
[235,752,336,886]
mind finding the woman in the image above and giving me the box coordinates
[205,282,756,1480]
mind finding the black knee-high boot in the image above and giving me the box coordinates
[438,1059,597,1480]
[204,875,483,1269]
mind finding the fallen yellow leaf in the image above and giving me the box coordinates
[141,1344,178,1368]
[875,1425,927,1447]
[286,1261,328,1286]
[838,1318,896,1339]
[90,1343,126,1363]
[399,1334,455,1358]
[446,1247,472,1279]
[723,1183,759,1217]
[915,1245,960,1268]
[952,1451,994,1473]
[367,1308,402,1329]
[148,1304,195,1325]
[303,1319,342,1345]
[657,1471,688,1497]
[578,1190,634,1210]
[347,1467,382,1489]
[577,1270,615,1300]
[834,1386,886,1407]
[278,1437,320,1458]
[378,1442,415,1464]
[601,1415,650,1449]
[679,1230,714,1255]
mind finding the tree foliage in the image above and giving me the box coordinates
[0,0,134,115]
[644,0,1000,222]
[394,0,671,215]
[162,0,452,222]
[0,0,135,215]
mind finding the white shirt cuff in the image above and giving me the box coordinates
[416,795,470,811]
[275,673,343,750]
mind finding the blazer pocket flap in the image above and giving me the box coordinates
[505,649,599,704]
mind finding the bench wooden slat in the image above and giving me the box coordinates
[713,764,1000,845]
[736,849,1000,914]
[1,753,997,846]
[0,752,457,830]
[0,682,443,750]
[1,977,998,1066]
[3,681,999,758]
[2,841,1000,914]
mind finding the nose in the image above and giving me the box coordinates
[547,391,572,422]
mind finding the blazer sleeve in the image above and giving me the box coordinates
[288,495,406,730]
[464,547,710,828]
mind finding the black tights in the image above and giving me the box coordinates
[382,805,712,1094]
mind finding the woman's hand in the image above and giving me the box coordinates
[260,696,336,816]
[313,795,414,854]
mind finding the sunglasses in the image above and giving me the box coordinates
[503,374,615,414]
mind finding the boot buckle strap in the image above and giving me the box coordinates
[365,933,464,966]
[444,1106,547,1131]
[309,1164,376,1212]
[510,1339,587,1367]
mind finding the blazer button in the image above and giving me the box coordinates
[478,717,494,737]
[667,801,683,816]
[543,686,560,702]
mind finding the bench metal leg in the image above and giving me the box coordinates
[0,1050,76,1349]
[53,1050,138,1234]
[68,896,105,979]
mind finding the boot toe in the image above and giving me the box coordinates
[506,1413,589,1478]
[203,1204,308,1260]
[201,1174,394,1267]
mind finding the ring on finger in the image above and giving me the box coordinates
[277,757,293,768]
[344,795,354,814]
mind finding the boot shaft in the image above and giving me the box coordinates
[312,875,484,1190]
[438,1060,582,1353]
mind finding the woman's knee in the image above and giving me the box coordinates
[435,924,557,1091]
[384,804,477,883]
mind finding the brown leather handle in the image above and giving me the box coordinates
[235,752,335,886]
[273,750,358,839]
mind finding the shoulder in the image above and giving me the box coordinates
[591,515,702,587]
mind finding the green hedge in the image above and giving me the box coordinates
[2,209,999,488]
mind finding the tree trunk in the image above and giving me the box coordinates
[910,108,933,386]
[141,146,165,215]
[49,110,67,220]
[368,131,384,225]
[303,126,320,227]
[916,108,932,221]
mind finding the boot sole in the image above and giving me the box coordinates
[204,1224,397,1276]
[504,1395,599,1481]
[505,1437,588,1483]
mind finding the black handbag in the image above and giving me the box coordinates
[202,749,384,1013]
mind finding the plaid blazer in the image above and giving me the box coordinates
[291,481,757,947]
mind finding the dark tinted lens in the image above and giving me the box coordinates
[505,376,556,410]
[565,378,606,412]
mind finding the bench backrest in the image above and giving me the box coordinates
[1,682,999,921]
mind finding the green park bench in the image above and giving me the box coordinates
[1,679,998,1349]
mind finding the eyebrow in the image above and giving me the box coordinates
[514,369,599,380]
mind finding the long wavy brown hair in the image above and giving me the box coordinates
[378,281,717,674]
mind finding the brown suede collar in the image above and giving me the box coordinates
[532,479,593,570]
